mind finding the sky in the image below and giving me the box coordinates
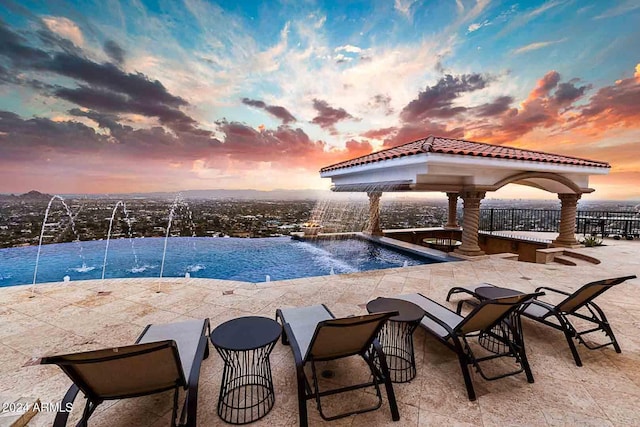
[0,0,639,199]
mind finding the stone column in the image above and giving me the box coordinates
[444,192,460,229]
[366,191,383,236]
[455,191,486,256]
[552,193,581,247]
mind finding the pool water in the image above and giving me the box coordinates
[0,236,440,286]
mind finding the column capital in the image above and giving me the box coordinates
[557,193,581,204]
[460,190,486,201]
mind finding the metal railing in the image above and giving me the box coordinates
[478,208,640,237]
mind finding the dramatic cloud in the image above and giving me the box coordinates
[0,110,104,162]
[311,99,355,131]
[213,121,370,169]
[473,96,514,117]
[104,40,125,65]
[528,71,560,100]
[0,20,49,65]
[362,122,464,148]
[576,66,640,128]
[1,2,639,197]
[241,98,297,124]
[553,81,589,106]
[68,108,120,129]
[400,73,490,121]
[41,16,83,46]
[45,53,187,107]
[0,21,202,134]
[472,71,590,143]
[361,127,398,140]
[344,139,373,157]
[368,94,394,115]
[54,84,201,134]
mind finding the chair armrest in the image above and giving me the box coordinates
[534,286,571,296]
[456,299,478,315]
[53,384,80,427]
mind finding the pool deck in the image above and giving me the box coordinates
[0,238,639,426]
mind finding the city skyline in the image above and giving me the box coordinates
[1,0,639,199]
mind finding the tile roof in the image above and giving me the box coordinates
[320,136,611,172]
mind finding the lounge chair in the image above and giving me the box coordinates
[448,275,637,366]
[40,318,210,427]
[395,292,542,401]
[275,304,400,426]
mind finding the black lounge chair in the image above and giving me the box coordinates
[395,292,542,401]
[41,318,210,427]
[448,275,637,366]
[275,304,400,427]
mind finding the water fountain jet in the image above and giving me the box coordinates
[31,195,86,295]
[158,195,197,291]
[101,201,139,281]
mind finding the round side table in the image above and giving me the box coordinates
[366,297,424,383]
[210,316,281,425]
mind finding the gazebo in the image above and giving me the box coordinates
[320,136,611,257]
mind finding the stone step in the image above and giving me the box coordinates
[562,250,601,264]
[553,255,577,266]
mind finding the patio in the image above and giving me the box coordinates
[0,238,639,426]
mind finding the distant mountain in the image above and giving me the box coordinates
[0,190,53,201]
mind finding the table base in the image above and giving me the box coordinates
[478,320,516,354]
[374,321,417,383]
[217,346,276,425]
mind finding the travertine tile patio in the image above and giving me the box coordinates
[0,239,638,426]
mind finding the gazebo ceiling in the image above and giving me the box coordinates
[320,136,610,194]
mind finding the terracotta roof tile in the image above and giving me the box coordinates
[320,136,611,172]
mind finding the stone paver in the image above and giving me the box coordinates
[0,239,638,426]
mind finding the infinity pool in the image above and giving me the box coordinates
[0,236,441,286]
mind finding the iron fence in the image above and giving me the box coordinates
[478,208,640,238]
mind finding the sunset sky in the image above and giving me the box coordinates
[1,0,639,199]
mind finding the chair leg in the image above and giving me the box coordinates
[557,315,582,367]
[171,388,180,427]
[457,354,476,401]
[372,341,400,421]
[77,398,100,427]
[296,363,308,427]
[607,325,622,353]
[591,304,622,354]
[512,323,535,383]
[53,384,81,427]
